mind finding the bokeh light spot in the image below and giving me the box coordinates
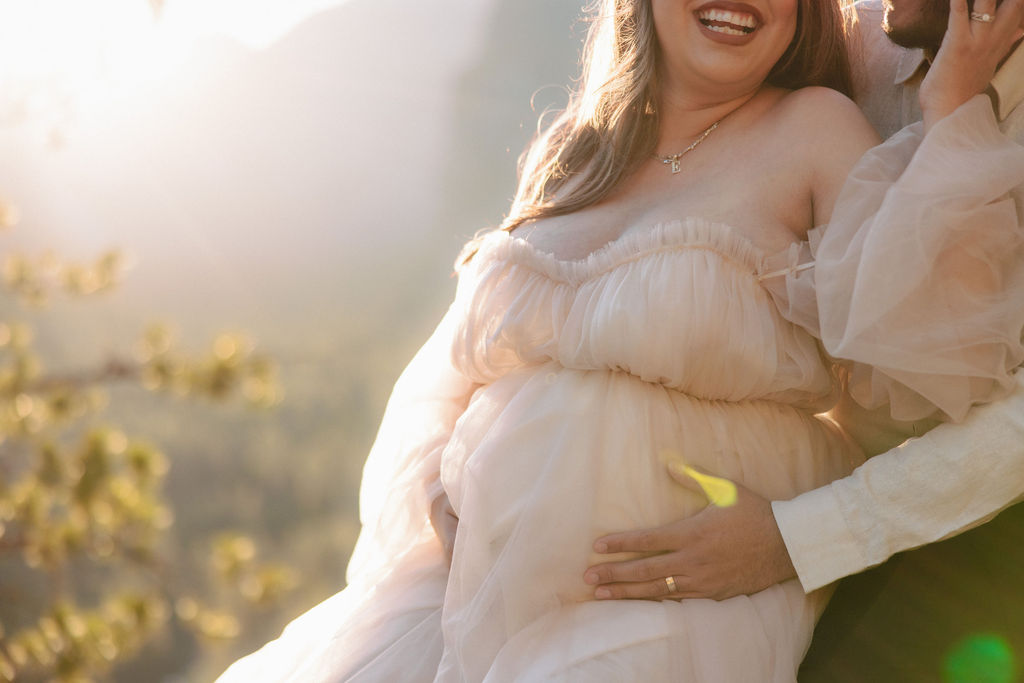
[943,633,1017,683]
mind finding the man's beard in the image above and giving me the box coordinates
[882,0,955,51]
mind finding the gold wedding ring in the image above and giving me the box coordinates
[970,11,995,22]
[665,576,678,593]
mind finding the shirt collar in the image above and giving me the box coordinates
[894,47,928,85]
[991,41,1024,122]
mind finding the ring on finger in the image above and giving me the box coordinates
[970,11,995,22]
[664,576,677,593]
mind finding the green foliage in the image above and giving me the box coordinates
[0,200,296,682]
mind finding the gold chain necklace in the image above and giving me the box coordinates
[654,120,720,174]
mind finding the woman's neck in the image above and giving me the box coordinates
[654,86,763,155]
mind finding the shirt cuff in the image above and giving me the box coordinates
[772,486,871,593]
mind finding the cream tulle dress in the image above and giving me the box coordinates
[219,98,1024,682]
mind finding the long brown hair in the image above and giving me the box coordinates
[500,0,853,233]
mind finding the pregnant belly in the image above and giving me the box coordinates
[440,364,861,605]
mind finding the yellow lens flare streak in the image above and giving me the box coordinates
[661,453,738,508]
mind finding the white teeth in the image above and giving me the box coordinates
[697,8,758,32]
[705,23,748,35]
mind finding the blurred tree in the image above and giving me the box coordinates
[0,199,295,682]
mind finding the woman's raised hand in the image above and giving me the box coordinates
[920,0,1024,131]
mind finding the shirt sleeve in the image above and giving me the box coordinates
[773,370,1024,592]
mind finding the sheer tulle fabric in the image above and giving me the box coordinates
[433,223,865,681]
[218,305,478,682]
[763,96,1024,421]
[220,220,866,682]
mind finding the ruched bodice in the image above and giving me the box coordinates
[428,217,865,682]
[453,219,836,409]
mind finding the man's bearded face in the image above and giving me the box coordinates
[882,0,954,50]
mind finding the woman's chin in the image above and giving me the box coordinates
[664,29,785,95]
[677,59,775,97]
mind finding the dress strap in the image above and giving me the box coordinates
[757,261,815,282]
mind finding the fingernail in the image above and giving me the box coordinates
[595,588,611,599]
[584,572,598,585]
[594,541,608,553]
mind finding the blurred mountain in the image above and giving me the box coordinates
[2,0,585,341]
[0,1,454,330]
[437,0,586,236]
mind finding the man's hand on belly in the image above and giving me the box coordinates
[582,470,797,601]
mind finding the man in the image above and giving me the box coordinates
[587,0,1024,677]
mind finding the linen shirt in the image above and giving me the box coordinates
[773,0,1024,593]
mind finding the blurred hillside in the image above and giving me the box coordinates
[0,0,585,679]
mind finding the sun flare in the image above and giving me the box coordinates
[0,0,349,120]
[0,2,171,101]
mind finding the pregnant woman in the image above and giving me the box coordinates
[220,0,1024,679]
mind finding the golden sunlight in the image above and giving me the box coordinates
[0,2,167,99]
[0,0,349,113]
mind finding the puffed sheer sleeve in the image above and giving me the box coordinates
[345,292,479,587]
[763,94,1024,422]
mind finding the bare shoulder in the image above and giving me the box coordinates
[769,86,881,174]
[774,86,879,143]
[768,87,882,224]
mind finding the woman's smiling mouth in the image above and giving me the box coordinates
[696,6,761,36]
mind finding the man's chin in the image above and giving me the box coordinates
[883,23,924,49]
[882,3,946,50]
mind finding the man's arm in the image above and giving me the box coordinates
[777,371,1024,592]
[584,373,1024,599]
